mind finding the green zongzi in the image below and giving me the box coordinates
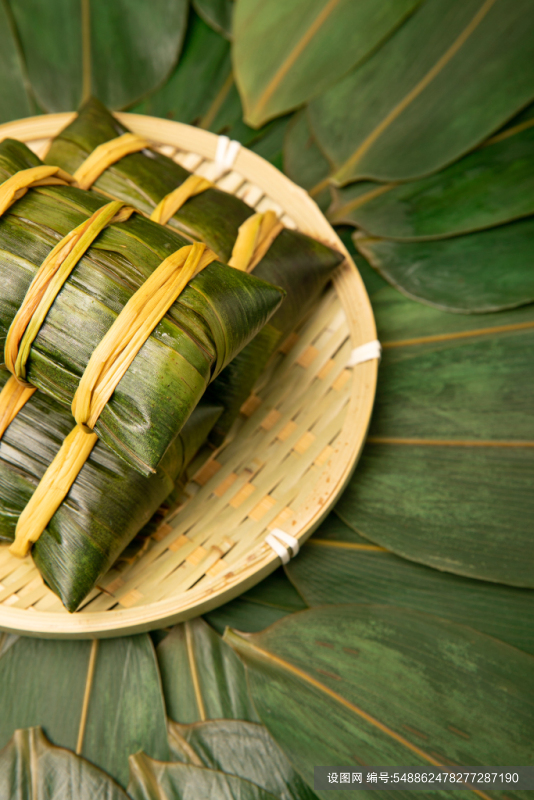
[0,138,284,474]
[45,98,343,443]
[0,368,221,611]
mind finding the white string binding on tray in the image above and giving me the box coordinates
[266,528,300,565]
[215,136,241,169]
[347,339,381,367]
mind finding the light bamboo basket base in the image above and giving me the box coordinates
[0,113,377,638]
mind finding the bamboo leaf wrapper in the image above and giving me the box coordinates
[0,368,221,611]
[0,138,284,474]
[46,98,343,442]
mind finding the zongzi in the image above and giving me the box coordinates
[0,368,222,611]
[46,98,344,442]
[0,138,284,474]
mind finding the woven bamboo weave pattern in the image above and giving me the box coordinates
[0,114,377,638]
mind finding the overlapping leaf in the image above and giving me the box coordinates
[0,727,129,800]
[354,216,534,312]
[226,606,534,799]
[283,110,331,212]
[129,752,279,800]
[0,635,168,788]
[335,288,534,586]
[193,0,233,39]
[168,719,319,799]
[8,0,189,112]
[286,515,534,655]
[234,0,422,126]
[156,617,258,723]
[371,283,534,340]
[337,445,534,587]
[132,13,232,125]
[329,110,534,238]
[309,0,534,184]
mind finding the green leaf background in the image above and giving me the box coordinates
[0,0,533,796]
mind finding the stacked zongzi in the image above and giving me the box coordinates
[46,98,344,442]
[0,368,221,611]
[0,136,285,600]
[0,138,284,472]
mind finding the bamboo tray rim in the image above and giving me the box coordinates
[0,112,377,638]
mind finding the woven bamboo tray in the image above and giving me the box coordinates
[0,113,378,638]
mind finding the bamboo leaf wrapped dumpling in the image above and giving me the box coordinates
[0,368,222,611]
[45,98,344,442]
[0,139,284,474]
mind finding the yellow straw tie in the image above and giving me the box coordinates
[5,200,133,381]
[0,165,76,216]
[0,376,36,440]
[249,211,285,271]
[0,200,133,458]
[10,242,218,557]
[150,174,213,226]
[229,211,283,272]
[72,242,217,429]
[74,133,150,190]
[9,425,98,558]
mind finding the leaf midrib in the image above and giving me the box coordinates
[249,0,344,118]
[76,639,98,754]
[226,631,493,800]
[336,0,499,179]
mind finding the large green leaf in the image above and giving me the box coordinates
[132,13,232,125]
[286,514,534,655]
[0,727,129,800]
[371,282,534,340]
[0,0,35,122]
[226,606,534,798]
[335,290,534,586]
[355,215,534,312]
[283,110,331,212]
[0,635,168,788]
[128,752,279,800]
[156,618,258,723]
[370,329,533,444]
[204,569,308,635]
[9,0,189,111]
[329,112,534,238]
[168,719,319,800]
[233,0,422,127]
[309,0,534,184]
[337,444,534,587]
[193,0,233,39]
